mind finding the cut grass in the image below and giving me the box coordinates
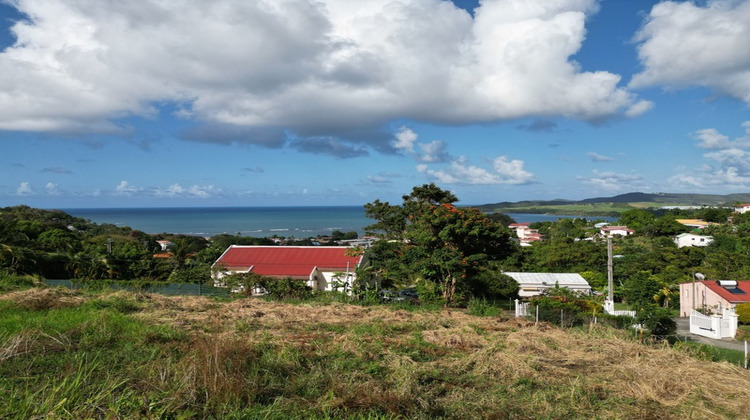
[1,287,749,418]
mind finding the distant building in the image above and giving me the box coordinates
[675,219,719,229]
[504,272,591,297]
[212,246,363,294]
[674,233,714,248]
[508,222,544,246]
[735,204,750,214]
[600,226,634,237]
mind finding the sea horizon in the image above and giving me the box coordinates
[60,206,618,238]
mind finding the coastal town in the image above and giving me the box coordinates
[2,186,750,417]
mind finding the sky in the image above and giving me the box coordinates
[1,0,750,209]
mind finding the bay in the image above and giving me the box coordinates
[63,207,618,238]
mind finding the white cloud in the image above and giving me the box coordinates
[45,182,60,195]
[672,121,750,189]
[586,151,614,162]
[393,126,417,152]
[631,0,750,104]
[492,156,536,185]
[153,183,220,198]
[0,0,644,148]
[577,170,645,191]
[417,140,450,163]
[417,155,535,185]
[16,181,35,196]
[115,180,140,196]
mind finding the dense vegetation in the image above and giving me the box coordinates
[5,185,750,315]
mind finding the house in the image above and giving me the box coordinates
[600,226,634,237]
[679,279,750,317]
[735,204,750,214]
[503,272,591,297]
[675,219,719,229]
[156,240,173,251]
[674,233,714,248]
[212,246,363,294]
[508,222,544,246]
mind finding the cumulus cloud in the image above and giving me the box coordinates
[153,183,221,198]
[16,181,35,196]
[45,182,61,195]
[631,0,750,104]
[417,155,535,185]
[0,0,646,155]
[671,121,750,189]
[577,170,645,191]
[115,180,141,196]
[586,151,614,162]
[393,126,418,152]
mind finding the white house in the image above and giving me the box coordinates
[674,233,714,248]
[735,204,750,214]
[508,222,544,246]
[503,272,591,297]
[600,226,634,237]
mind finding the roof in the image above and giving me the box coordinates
[675,233,712,239]
[503,272,591,288]
[213,246,362,278]
[508,223,531,228]
[697,280,750,303]
[601,225,632,231]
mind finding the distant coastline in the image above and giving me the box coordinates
[62,206,617,238]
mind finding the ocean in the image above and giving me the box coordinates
[63,206,618,238]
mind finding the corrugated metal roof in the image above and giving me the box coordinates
[215,246,362,278]
[503,272,590,287]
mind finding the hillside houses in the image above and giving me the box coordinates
[508,223,544,246]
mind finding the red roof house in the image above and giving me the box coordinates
[679,280,750,317]
[212,246,363,294]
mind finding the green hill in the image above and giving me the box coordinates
[475,192,750,216]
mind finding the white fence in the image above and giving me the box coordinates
[690,309,738,339]
[515,300,530,317]
[603,299,636,317]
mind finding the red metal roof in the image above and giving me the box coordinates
[701,280,750,303]
[214,246,362,278]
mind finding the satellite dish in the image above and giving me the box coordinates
[695,272,705,280]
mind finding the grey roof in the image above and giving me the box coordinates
[503,272,590,288]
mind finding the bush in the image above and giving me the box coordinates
[467,297,501,317]
[736,303,750,324]
[637,304,677,337]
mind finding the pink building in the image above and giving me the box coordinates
[679,280,750,317]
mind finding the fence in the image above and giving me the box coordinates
[44,279,230,298]
[689,309,738,339]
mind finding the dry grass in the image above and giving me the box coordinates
[3,288,750,418]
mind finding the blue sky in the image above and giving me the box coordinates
[1,0,749,208]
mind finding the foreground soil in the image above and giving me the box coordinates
[2,288,750,419]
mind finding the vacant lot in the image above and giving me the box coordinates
[1,288,749,419]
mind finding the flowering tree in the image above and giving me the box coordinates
[364,184,513,305]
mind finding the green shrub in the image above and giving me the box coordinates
[637,304,676,337]
[467,297,501,317]
[736,303,750,324]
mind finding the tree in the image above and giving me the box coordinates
[364,184,513,305]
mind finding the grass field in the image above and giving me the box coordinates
[1,287,750,418]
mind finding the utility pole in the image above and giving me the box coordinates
[607,237,613,303]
